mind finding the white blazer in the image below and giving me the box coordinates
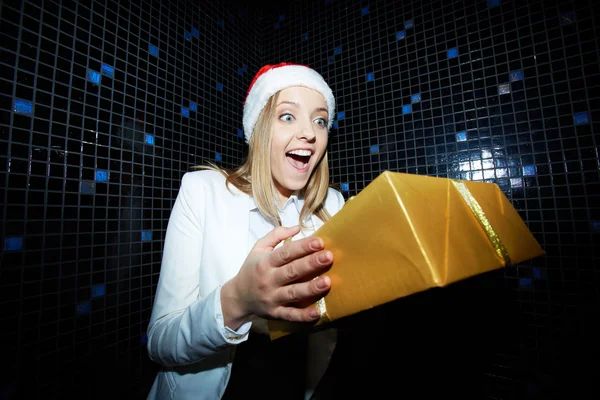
[146,170,345,399]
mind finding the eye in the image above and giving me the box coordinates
[280,113,294,122]
[314,118,327,127]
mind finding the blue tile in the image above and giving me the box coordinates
[95,170,108,182]
[498,83,511,95]
[274,22,280,29]
[192,28,199,38]
[243,64,248,72]
[238,67,244,75]
[149,44,158,57]
[361,7,369,16]
[396,30,406,40]
[402,105,412,114]
[327,56,335,64]
[4,237,23,251]
[337,111,345,120]
[510,70,523,82]
[237,128,243,137]
[101,64,114,78]
[189,101,197,111]
[456,131,467,142]
[370,145,379,153]
[13,99,33,115]
[533,268,546,280]
[217,19,225,29]
[411,93,421,103]
[334,46,342,55]
[141,333,148,345]
[75,301,91,316]
[215,152,222,162]
[332,121,338,129]
[145,134,154,145]
[404,20,414,29]
[301,33,308,41]
[184,30,192,41]
[488,0,500,8]
[341,183,349,191]
[519,278,533,289]
[591,220,600,233]
[279,14,285,21]
[217,83,223,92]
[366,73,374,82]
[447,48,458,59]
[181,107,190,117]
[574,112,589,125]
[80,181,95,194]
[142,231,152,241]
[87,69,101,85]
[91,284,105,298]
[560,11,575,25]
[522,165,536,176]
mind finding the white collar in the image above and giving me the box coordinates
[248,191,304,214]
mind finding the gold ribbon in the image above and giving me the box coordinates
[314,282,331,323]
[451,180,512,265]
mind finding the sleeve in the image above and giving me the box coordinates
[146,172,251,367]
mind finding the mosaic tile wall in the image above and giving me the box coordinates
[261,0,599,398]
[0,0,262,397]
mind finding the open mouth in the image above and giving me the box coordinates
[286,150,312,171]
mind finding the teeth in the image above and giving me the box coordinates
[287,149,312,156]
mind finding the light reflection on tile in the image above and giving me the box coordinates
[498,83,511,95]
[510,178,523,187]
[523,165,536,176]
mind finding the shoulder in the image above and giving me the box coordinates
[181,169,226,187]
[324,187,345,216]
[179,169,235,199]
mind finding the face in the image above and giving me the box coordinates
[270,86,329,204]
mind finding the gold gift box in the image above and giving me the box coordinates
[268,171,544,340]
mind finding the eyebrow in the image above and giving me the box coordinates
[276,101,328,114]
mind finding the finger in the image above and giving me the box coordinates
[254,226,300,251]
[272,248,332,286]
[273,303,326,323]
[273,275,331,305]
[268,235,325,269]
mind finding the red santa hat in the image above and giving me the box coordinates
[243,62,335,143]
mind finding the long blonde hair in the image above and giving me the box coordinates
[193,92,334,227]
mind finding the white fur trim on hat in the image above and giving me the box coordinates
[243,65,335,143]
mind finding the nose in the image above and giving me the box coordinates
[296,119,316,142]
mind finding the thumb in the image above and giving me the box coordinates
[255,225,301,251]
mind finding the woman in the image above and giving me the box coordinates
[146,63,344,399]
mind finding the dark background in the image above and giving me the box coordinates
[1,0,598,398]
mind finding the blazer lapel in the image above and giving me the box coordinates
[225,186,250,274]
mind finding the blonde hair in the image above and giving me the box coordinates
[193,93,334,227]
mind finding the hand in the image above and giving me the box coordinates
[221,226,333,330]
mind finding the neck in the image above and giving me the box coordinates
[274,182,293,208]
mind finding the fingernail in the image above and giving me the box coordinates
[309,308,320,319]
[310,238,324,250]
[318,251,331,264]
[316,276,329,289]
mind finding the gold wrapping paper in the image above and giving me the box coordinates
[268,171,544,340]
